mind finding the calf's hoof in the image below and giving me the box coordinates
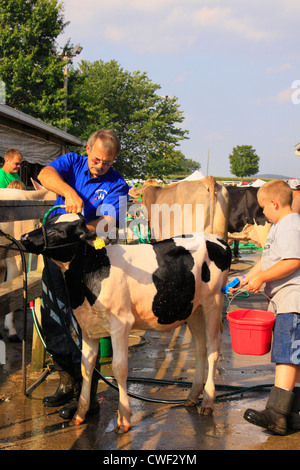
[59,398,100,420]
[184,398,198,407]
[199,406,213,415]
[71,415,85,426]
[115,423,130,434]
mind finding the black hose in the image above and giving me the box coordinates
[103,375,272,404]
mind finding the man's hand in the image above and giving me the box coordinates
[38,166,83,214]
[64,191,84,214]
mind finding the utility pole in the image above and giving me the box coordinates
[62,45,83,132]
[206,148,210,176]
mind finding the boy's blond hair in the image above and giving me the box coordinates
[7,180,26,190]
[257,180,292,207]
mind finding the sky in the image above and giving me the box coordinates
[57,0,300,178]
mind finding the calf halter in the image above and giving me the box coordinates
[41,206,106,253]
[40,223,82,252]
[41,205,83,252]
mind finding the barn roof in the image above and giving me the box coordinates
[0,104,86,165]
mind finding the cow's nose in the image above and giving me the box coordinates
[20,234,32,248]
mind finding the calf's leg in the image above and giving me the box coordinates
[72,334,99,425]
[3,257,22,341]
[185,306,207,407]
[4,313,18,341]
[110,315,134,433]
[200,295,223,414]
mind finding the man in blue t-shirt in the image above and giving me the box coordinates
[39,128,129,235]
[37,129,129,420]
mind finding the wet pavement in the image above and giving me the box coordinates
[0,251,300,452]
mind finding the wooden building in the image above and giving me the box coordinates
[0,104,85,186]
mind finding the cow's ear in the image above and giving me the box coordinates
[31,178,45,190]
[80,229,96,241]
[76,215,95,240]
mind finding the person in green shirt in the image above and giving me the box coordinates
[0,149,23,188]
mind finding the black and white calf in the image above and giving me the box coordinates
[227,185,271,246]
[21,213,231,432]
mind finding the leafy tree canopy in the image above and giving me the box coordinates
[0,2,197,180]
[229,145,260,179]
[67,59,193,179]
[0,0,70,128]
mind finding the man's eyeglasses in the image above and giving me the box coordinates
[91,158,114,167]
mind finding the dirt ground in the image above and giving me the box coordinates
[0,251,299,452]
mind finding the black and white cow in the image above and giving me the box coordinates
[227,186,271,247]
[21,213,231,432]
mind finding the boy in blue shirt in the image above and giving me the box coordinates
[38,129,129,420]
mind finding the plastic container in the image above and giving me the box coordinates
[99,336,113,357]
[227,309,276,355]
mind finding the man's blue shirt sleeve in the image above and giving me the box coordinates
[49,153,75,180]
[97,181,129,224]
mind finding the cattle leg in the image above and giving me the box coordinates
[185,307,207,407]
[110,316,134,433]
[3,257,22,341]
[4,313,18,338]
[200,296,223,415]
[72,335,99,426]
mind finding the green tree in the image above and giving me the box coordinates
[229,145,260,180]
[181,156,201,174]
[0,0,70,128]
[68,60,191,179]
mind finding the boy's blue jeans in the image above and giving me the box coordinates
[271,313,300,364]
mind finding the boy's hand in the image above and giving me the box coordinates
[247,274,263,293]
[228,275,247,293]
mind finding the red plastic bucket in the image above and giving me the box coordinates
[227,309,276,355]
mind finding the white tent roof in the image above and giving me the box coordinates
[250,179,266,187]
[180,170,205,182]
